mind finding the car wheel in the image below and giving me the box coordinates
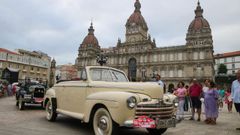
[147,128,168,135]
[46,100,57,121]
[93,108,118,135]
[18,96,25,110]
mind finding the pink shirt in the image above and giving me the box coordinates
[176,88,186,100]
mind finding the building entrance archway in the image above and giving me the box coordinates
[128,58,137,81]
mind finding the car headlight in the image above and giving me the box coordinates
[173,98,179,107]
[127,96,137,109]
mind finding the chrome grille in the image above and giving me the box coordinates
[135,102,174,120]
[33,88,45,98]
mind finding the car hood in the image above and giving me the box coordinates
[89,81,163,99]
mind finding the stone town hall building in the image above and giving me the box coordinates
[75,0,214,86]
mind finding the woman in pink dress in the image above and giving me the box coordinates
[174,81,187,121]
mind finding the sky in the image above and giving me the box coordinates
[0,0,240,65]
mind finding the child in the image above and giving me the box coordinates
[224,88,233,113]
[217,86,225,111]
[184,85,190,111]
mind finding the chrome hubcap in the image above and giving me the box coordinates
[98,117,108,130]
[95,115,110,135]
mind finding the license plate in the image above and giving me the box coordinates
[34,98,44,103]
[133,116,156,128]
[24,94,32,99]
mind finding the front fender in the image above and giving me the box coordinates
[163,93,178,113]
[43,88,56,107]
[84,91,139,126]
[163,93,177,104]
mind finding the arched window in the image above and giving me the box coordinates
[128,58,137,81]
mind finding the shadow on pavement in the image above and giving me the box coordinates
[49,115,149,135]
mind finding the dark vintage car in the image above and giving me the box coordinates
[16,82,46,110]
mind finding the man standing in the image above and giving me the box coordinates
[156,74,165,92]
[231,69,240,131]
[189,78,202,121]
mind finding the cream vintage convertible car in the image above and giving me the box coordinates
[43,66,178,135]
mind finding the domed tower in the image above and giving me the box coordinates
[186,1,213,47]
[125,0,149,43]
[186,1,215,80]
[76,22,101,68]
[79,22,100,51]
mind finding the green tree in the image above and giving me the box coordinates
[218,64,227,74]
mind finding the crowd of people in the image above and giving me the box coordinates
[0,78,48,98]
[0,80,18,97]
[156,69,240,130]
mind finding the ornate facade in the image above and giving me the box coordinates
[76,0,214,86]
[0,48,51,83]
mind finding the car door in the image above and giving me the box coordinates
[62,68,88,114]
[63,81,88,114]
[54,85,67,110]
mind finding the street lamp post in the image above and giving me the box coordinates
[96,51,108,66]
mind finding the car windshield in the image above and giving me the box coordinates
[90,68,128,82]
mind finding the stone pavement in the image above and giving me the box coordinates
[163,106,240,135]
[0,96,239,135]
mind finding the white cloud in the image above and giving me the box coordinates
[213,24,240,53]
[0,0,240,64]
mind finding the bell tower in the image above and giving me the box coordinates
[125,0,149,43]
